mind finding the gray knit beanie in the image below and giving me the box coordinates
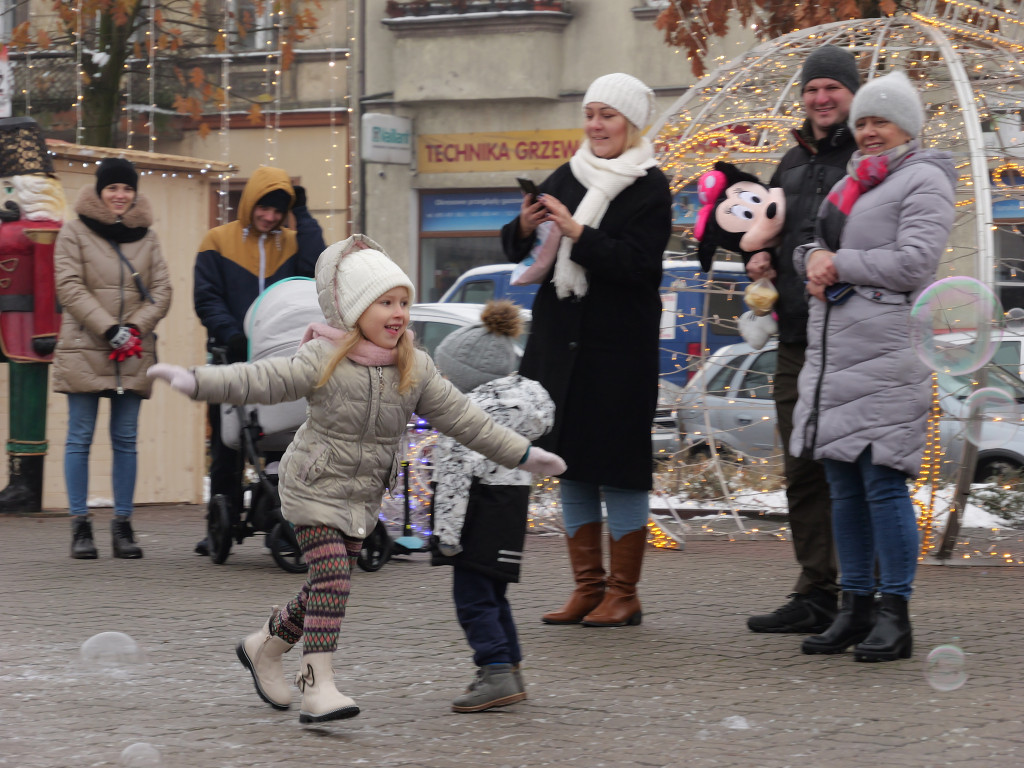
[435,300,522,394]
[848,70,925,138]
[801,44,861,95]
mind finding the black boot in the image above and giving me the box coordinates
[71,516,98,559]
[111,518,143,559]
[854,593,912,662]
[801,592,875,654]
[0,455,44,514]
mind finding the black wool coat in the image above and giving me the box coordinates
[500,162,672,490]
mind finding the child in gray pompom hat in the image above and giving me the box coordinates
[431,299,557,714]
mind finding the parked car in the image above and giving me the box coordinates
[412,302,676,459]
[677,340,1024,482]
[438,255,751,387]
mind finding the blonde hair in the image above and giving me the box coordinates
[315,328,419,394]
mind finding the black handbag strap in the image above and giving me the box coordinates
[108,239,154,304]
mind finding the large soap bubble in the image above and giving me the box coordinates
[119,743,162,767]
[910,277,1003,375]
[80,631,144,671]
[964,388,1022,449]
[924,644,968,692]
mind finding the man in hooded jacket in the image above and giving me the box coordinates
[192,166,322,556]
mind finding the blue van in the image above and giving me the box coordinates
[439,256,751,388]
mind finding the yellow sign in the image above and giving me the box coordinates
[418,130,581,174]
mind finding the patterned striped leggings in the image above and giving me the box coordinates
[269,526,363,654]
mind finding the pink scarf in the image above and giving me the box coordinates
[827,154,890,216]
[300,322,409,366]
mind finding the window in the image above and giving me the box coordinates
[707,355,745,397]
[738,349,777,399]
[456,280,496,304]
[230,0,276,50]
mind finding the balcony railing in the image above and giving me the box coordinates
[385,0,569,17]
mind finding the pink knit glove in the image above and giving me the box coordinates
[147,363,197,396]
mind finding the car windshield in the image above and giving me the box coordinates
[938,362,1024,401]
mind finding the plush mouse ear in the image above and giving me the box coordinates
[694,169,727,244]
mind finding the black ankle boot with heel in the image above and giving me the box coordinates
[801,592,875,654]
[854,593,912,662]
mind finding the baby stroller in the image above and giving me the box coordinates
[206,277,321,574]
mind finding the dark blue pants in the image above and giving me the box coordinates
[452,566,521,667]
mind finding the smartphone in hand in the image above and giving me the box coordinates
[516,177,539,205]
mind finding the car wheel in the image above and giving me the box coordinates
[974,456,1023,484]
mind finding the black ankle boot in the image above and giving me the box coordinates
[111,518,143,559]
[854,593,912,662]
[0,455,44,514]
[71,516,98,559]
[801,592,875,654]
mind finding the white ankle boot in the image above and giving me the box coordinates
[235,607,295,710]
[295,652,360,724]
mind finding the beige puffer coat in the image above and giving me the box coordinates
[191,236,530,538]
[52,188,172,397]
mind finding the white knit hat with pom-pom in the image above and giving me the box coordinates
[331,245,415,331]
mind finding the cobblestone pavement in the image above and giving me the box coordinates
[1,505,1022,768]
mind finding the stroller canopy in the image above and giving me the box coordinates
[244,277,324,362]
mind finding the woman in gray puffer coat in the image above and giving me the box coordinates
[149,236,566,725]
[54,158,172,561]
[790,72,955,664]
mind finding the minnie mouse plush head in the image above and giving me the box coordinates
[694,161,785,273]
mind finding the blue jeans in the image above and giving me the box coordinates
[452,566,520,667]
[559,478,649,540]
[822,446,920,599]
[65,392,142,518]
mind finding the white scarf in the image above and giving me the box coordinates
[552,137,658,299]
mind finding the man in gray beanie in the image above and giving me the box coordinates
[745,44,862,636]
[430,300,556,713]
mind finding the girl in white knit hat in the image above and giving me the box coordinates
[149,235,565,725]
[501,73,672,629]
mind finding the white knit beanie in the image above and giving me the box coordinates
[848,70,925,138]
[583,73,656,130]
[333,248,415,331]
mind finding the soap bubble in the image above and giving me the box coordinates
[910,277,1003,375]
[119,743,162,767]
[964,387,1022,449]
[924,644,968,692]
[80,631,143,671]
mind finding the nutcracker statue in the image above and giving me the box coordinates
[0,117,65,514]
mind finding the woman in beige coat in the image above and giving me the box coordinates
[53,158,172,560]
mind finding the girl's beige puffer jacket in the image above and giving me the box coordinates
[52,188,172,397]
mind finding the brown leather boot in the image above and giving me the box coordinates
[581,528,646,627]
[541,522,605,624]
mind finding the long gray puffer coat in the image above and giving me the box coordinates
[790,145,956,477]
[53,188,172,397]
[190,237,531,539]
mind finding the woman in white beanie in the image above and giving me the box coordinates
[501,73,672,628]
[790,70,956,662]
[149,236,566,724]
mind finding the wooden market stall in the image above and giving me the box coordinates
[0,143,236,511]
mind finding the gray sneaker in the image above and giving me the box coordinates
[451,664,526,713]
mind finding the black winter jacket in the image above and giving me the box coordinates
[769,121,857,345]
[500,161,672,490]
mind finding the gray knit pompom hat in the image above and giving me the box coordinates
[848,70,925,138]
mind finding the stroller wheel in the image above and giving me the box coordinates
[207,495,233,564]
[268,522,308,574]
[356,520,392,572]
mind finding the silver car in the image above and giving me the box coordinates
[677,340,1024,482]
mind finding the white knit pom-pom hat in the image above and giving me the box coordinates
[582,73,656,130]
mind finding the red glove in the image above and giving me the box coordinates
[108,327,142,362]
